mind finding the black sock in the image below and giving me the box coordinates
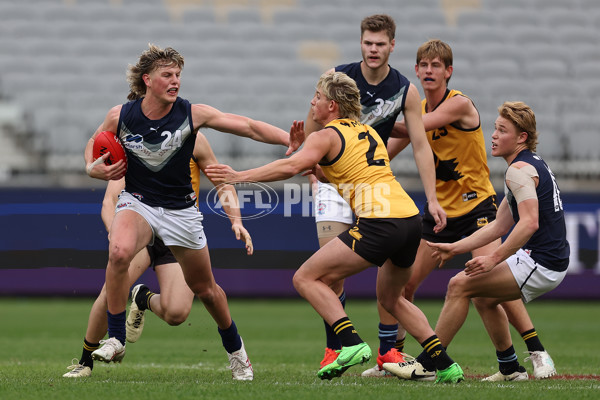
[323,292,345,350]
[395,336,406,353]
[80,338,100,368]
[521,328,545,352]
[416,350,435,370]
[420,335,453,371]
[497,345,521,375]
[134,285,155,312]
[218,320,242,354]
[331,317,363,347]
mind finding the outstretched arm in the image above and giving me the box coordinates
[427,197,515,268]
[192,104,302,156]
[205,121,329,184]
[194,132,253,254]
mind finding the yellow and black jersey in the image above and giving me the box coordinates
[319,118,419,219]
[423,89,496,217]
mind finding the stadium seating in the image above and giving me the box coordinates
[0,0,598,181]
[496,8,542,28]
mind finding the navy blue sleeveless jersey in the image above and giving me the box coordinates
[117,97,196,209]
[335,62,410,145]
[505,150,569,271]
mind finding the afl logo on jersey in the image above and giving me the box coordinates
[476,217,488,228]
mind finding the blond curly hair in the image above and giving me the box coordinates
[126,44,184,100]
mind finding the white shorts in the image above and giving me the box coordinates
[115,191,207,250]
[314,181,354,224]
[507,248,567,303]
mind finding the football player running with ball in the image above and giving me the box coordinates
[83,44,302,380]
[65,133,253,379]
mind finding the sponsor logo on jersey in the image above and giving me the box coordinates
[462,191,478,202]
[116,201,131,209]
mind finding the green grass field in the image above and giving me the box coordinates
[0,297,598,400]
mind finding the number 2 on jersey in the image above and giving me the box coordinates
[358,130,385,166]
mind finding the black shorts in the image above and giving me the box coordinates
[338,215,422,267]
[422,195,497,243]
[146,237,177,270]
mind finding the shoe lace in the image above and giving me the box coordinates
[396,359,415,368]
[229,353,251,376]
[395,353,417,367]
[131,310,144,328]
[66,358,84,371]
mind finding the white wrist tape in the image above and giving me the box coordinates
[86,157,105,175]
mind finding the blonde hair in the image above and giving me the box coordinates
[416,39,453,83]
[360,14,396,41]
[498,101,539,152]
[126,44,185,100]
[317,71,362,121]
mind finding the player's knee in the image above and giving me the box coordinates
[108,245,134,270]
[194,286,217,305]
[446,274,469,298]
[292,271,308,295]
[163,309,189,326]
